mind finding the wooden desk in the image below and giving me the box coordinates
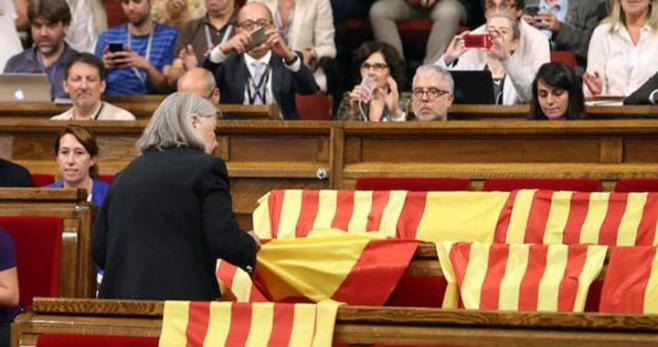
[445,104,658,119]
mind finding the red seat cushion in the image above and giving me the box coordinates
[482,178,602,192]
[551,51,578,70]
[98,175,114,185]
[0,216,62,308]
[296,92,332,120]
[614,179,658,192]
[356,177,471,191]
[31,174,55,187]
[37,334,158,347]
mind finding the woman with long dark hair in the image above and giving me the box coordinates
[530,62,585,120]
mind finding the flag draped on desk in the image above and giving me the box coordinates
[436,242,607,312]
[159,301,340,347]
[600,246,658,314]
[215,260,267,302]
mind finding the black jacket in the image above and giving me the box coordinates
[92,148,258,300]
[625,72,658,105]
[0,159,32,187]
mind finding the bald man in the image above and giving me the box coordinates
[177,67,221,105]
[202,2,318,120]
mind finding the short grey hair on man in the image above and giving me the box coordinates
[137,92,217,153]
[413,65,455,94]
[487,11,521,40]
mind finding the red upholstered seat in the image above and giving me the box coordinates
[482,178,602,192]
[296,92,332,120]
[614,179,658,192]
[551,51,578,70]
[356,177,471,191]
[37,334,158,347]
[98,175,114,185]
[0,216,62,308]
[31,174,55,187]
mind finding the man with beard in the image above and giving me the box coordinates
[51,53,135,120]
[4,0,78,100]
[95,0,178,95]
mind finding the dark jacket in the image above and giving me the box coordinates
[0,159,32,187]
[203,51,318,120]
[92,147,258,300]
[625,72,658,105]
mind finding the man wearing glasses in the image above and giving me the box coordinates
[177,67,221,105]
[410,65,454,121]
[203,2,318,120]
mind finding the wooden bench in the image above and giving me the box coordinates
[12,297,658,347]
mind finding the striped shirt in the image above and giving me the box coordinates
[95,23,178,96]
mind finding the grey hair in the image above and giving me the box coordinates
[413,65,455,94]
[136,92,217,153]
[487,11,521,39]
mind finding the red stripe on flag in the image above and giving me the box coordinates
[366,191,391,232]
[636,193,658,245]
[479,244,510,310]
[295,190,320,237]
[224,303,252,346]
[248,284,269,302]
[216,261,238,288]
[396,192,427,239]
[598,192,629,245]
[494,191,518,243]
[269,190,285,239]
[518,245,548,311]
[266,304,295,347]
[524,191,554,243]
[450,242,471,310]
[562,193,591,244]
[332,240,419,305]
[331,191,355,231]
[557,245,588,312]
[600,246,657,313]
[185,302,211,347]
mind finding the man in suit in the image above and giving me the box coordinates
[202,2,318,120]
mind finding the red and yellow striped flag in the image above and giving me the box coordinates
[159,301,341,347]
[436,242,607,312]
[254,233,418,305]
[215,260,268,302]
[600,246,658,314]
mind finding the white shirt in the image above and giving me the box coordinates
[586,22,658,97]
[51,101,136,121]
[65,0,99,53]
[0,0,23,72]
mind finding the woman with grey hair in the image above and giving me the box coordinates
[92,92,259,300]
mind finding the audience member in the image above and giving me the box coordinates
[530,62,584,120]
[0,0,23,71]
[523,0,608,73]
[65,0,100,52]
[437,12,533,104]
[250,0,337,92]
[0,159,32,187]
[584,0,658,97]
[335,41,407,121]
[202,2,318,119]
[92,92,260,300]
[95,0,179,96]
[167,0,237,87]
[624,71,658,104]
[47,125,110,207]
[152,0,206,28]
[409,64,454,121]
[4,0,78,100]
[0,229,20,347]
[369,0,468,64]
[177,67,221,104]
[51,53,136,121]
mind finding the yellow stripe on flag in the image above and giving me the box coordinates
[312,190,338,230]
[536,245,568,312]
[498,244,530,311]
[543,191,572,244]
[643,251,658,313]
[289,303,317,346]
[379,190,407,237]
[277,190,303,239]
[312,301,342,347]
[245,303,274,347]
[579,193,609,244]
[435,241,458,309]
[416,192,509,243]
[159,301,189,347]
[505,190,536,244]
[253,192,272,239]
[231,266,254,302]
[348,191,373,233]
[461,243,490,309]
[573,246,607,312]
[203,303,233,347]
[617,193,647,246]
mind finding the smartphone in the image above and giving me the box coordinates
[525,4,540,16]
[463,33,493,49]
[245,26,267,51]
[359,76,376,103]
[108,42,124,53]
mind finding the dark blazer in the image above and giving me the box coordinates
[624,72,658,105]
[92,148,258,300]
[203,51,318,120]
[0,159,32,187]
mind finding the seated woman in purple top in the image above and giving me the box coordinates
[46,125,109,207]
[0,229,20,347]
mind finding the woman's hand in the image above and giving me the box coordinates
[583,71,603,96]
[178,44,198,71]
[383,77,403,118]
[488,28,510,61]
[443,31,469,65]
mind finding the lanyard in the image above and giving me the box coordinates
[246,65,271,104]
[73,102,105,120]
[204,23,233,52]
[126,24,156,87]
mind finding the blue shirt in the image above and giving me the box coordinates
[95,24,178,96]
[47,179,110,207]
[539,0,569,38]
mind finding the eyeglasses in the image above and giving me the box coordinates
[360,62,388,71]
[413,88,451,100]
[238,19,273,31]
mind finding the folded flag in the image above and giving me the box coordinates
[254,233,418,305]
[600,246,658,314]
[215,260,268,302]
[436,242,607,312]
[159,301,340,347]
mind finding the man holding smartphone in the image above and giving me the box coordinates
[202,2,318,119]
